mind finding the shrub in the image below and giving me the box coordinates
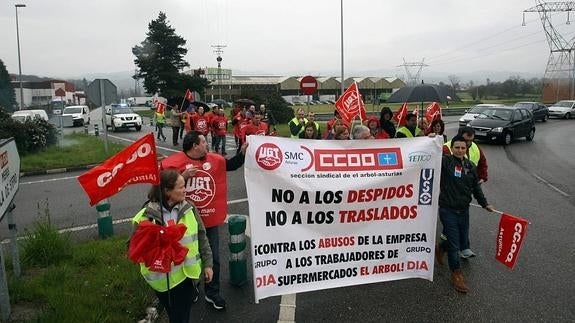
[20,200,72,268]
[0,107,57,155]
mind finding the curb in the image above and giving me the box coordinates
[20,156,166,178]
[20,164,100,177]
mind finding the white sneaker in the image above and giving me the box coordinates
[460,249,476,258]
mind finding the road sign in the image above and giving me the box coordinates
[0,139,19,221]
[300,75,318,95]
[86,79,117,106]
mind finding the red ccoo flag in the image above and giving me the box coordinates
[77,133,160,206]
[425,102,442,124]
[334,82,366,124]
[393,103,409,126]
[154,100,166,115]
[495,213,529,269]
[184,89,194,102]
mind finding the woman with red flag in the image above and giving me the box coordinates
[129,169,213,323]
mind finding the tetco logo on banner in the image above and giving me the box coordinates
[256,143,283,170]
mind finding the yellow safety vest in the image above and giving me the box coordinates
[156,113,166,124]
[396,126,422,138]
[132,206,202,292]
[444,141,480,166]
[289,117,308,139]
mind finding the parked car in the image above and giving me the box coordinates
[62,105,90,126]
[468,106,535,145]
[548,100,575,119]
[513,102,549,122]
[105,104,142,132]
[458,104,504,127]
[11,109,49,122]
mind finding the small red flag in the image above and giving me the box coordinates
[335,82,366,124]
[495,213,529,269]
[154,101,166,115]
[77,133,160,206]
[184,89,194,102]
[425,102,442,124]
[393,103,409,126]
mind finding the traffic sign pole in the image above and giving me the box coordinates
[300,76,318,114]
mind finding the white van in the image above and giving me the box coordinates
[11,109,49,123]
[62,105,90,126]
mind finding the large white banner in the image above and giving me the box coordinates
[245,136,442,302]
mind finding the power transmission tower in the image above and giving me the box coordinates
[397,58,428,85]
[211,44,227,100]
[524,1,575,102]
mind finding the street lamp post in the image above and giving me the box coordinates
[217,55,222,100]
[15,4,26,110]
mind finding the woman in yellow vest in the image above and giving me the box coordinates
[131,169,213,323]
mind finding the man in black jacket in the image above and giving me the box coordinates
[436,135,493,293]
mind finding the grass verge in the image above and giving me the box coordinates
[9,235,153,322]
[20,133,126,173]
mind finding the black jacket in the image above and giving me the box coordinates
[439,154,487,210]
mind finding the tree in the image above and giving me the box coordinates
[448,74,460,91]
[132,12,190,97]
[0,60,17,112]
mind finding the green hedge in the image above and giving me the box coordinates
[0,108,57,155]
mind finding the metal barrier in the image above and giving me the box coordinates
[95,199,113,238]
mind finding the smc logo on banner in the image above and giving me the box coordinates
[418,169,434,205]
[495,213,529,269]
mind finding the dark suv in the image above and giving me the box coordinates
[468,106,536,145]
[513,102,549,122]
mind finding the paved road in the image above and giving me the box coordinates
[7,115,575,322]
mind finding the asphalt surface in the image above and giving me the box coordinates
[6,111,575,322]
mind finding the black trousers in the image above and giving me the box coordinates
[155,277,198,323]
[172,126,180,145]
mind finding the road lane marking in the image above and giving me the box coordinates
[21,176,79,185]
[278,293,297,323]
[532,173,570,197]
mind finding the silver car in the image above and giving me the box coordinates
[459,104,504,127]
[548,100,575,119]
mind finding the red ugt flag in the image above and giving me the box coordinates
[184,89,194,102]
[335,82,366,124]
[393,103,409,126]
[495,213,529,269]
[77,133,160,206]
[425,102,442,124]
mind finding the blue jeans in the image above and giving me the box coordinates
[213,135,226,154]
[205,226,220,298]
[439,207,470,271]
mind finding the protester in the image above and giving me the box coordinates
[231,108,246,149]
[130,169,213,322]
[211,106,228,155]
[428,119,447,142]
[155,109,167,142]
[366,116,390,139]
[352,125,373,139]
[395,113,422,138]
[379,106,396,138]
[160,131,247,310]
[325,110,350,138]
[192,106,211,138]
[288,108,308,139]
[299,121,320,139]
[259,104,276,127]
[307,111,321,135]
[170,104,183,146]
[243,110,269,138]
[435,135,493,293]
[443,126,489,258]
[333,124,350,140]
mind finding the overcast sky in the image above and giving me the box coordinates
[0,0,568,82]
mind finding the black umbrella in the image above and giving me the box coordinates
[386,83,458,126]
[235,98,255,106]
[211,99,229,106]
[184,101,210,112]
[386,84,451,104]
